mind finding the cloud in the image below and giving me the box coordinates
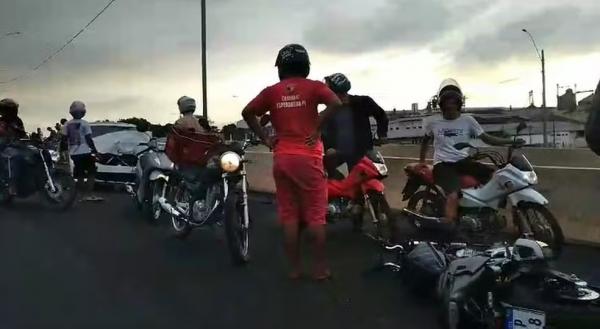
[455,4,600,64]
[303,0,491,54]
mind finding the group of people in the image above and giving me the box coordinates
[241,44,532,280]
[3,41,599,280]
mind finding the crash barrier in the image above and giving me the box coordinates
[245,145,600,245]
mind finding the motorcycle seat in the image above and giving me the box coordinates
[405,163,481,189]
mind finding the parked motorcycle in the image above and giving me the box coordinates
[377,239,600,329]
[0,140,77,209]
[128,138,173,223]
[159,139,257,265]
[327,148,396,241]
[401,125,564,253]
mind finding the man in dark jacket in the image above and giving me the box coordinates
[585,79,600,155]
[0,98,27,195]
[322,73,389,177]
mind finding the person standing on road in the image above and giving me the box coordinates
[0,98,27,196]
[65,101,103,202]
[322,73,389,178]
[585,79,600,155]
[242,44,342,280]
[418,79,523,227]
[58,118,69,163]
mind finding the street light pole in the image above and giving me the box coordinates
[522,29,548,147]
[201,0,208,119]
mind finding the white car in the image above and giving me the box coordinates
[71,122,151,184]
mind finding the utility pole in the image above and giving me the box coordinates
[201,0,208,119]
[522,29,548,147]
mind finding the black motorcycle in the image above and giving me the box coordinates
[0,140,77,209]
[159,139,258,265]
[377,239,600,329]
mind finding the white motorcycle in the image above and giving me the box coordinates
[401,127,564,253]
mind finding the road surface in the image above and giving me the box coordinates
[0,192,598,329]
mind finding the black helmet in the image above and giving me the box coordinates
[275,44,310,67]
[437,78,464,108]
[0,98,19,118]
[325,73,351,94]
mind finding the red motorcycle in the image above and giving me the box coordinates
[326,150,396,241]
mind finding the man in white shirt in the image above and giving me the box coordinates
[419,79,524,225]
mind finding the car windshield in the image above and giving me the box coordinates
[91,125,136,138]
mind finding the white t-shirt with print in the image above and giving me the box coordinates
[65,119,93,156]
[424,115,484,164]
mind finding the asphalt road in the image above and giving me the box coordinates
[0,192,599,329]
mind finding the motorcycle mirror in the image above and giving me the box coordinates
[454,142,472,150]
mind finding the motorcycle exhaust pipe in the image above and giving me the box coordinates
[158,197,182,218]
[401,208,457,231]
[402,208,442,222]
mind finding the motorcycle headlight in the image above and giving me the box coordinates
[220,152,241,173]
[523,171,538,185]
[374,163,388,177]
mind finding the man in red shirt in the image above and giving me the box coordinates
[242,44,342,280]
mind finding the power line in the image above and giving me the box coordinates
[0,0,117,85]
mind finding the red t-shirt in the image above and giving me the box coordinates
[246,78,339,158]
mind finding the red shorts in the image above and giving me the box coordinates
[273,154,327,226]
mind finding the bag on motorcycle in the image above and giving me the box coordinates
[165,128,221,167]
[404,242,447,288]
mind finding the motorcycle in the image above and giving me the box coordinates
[326,148,395,241]
[377,239,600,329]
[401,124,564,253]
[159,139,258,265]
[0,139,77,209]
[128,138,173,223]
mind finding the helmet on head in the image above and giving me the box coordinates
[177,96,196,115]
[437,78,464,109]
[325,73,351,94]
[69,100,87,119]
[0,98,19,117]
[275,44,310,79]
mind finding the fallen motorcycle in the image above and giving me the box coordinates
[401,124,564,253]
[0,139,77,209]
[327,149,396,242]
[377,239,600,329]
[159,130,257,265]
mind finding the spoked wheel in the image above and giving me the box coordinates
[406,190,444,229]
[224,188,250,265]
[142,179,165,224]
[170,184,191,239]
[365,192,396,243]
[42,170,77,211]
[514,203,564,255]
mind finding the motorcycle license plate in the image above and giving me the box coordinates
[505,307,546,329]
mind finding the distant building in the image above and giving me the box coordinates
[557,89,577,112]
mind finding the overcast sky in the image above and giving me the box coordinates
[1,0,599,131]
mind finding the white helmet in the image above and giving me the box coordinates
[437,78,464,108]
[177,96,196,114]
[69,100,87,119]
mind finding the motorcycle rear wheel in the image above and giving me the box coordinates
[406,190,444,229]
[170,184,191,239]
[366,192,396,243]
[142,180,165,224]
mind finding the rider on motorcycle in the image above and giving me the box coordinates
[322,73,389,178]
[242,44,342,280]
[175,96,206,133]
[419,79,524,226]
[0,98,27,195]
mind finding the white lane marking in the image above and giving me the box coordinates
[246,151,600,171]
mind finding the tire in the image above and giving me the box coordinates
[513,203,564,255]
[406,190,444,229]
[170,184,191,240]
[141,180,164,224]
[41,170,77,211]
[224,188,250,265]
[367,192,396,243]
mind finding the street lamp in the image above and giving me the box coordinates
[201,0,208,119]
[522,28,548,147]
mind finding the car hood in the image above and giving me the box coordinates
[94,130,151,155]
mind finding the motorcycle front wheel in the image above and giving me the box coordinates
[142,179,165,224]
[41,170,77,211]
[366,192,396,243]
[406,190,444,229]
[513,203,564,255]
[224,187,249,265]
[169,183,191,239]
